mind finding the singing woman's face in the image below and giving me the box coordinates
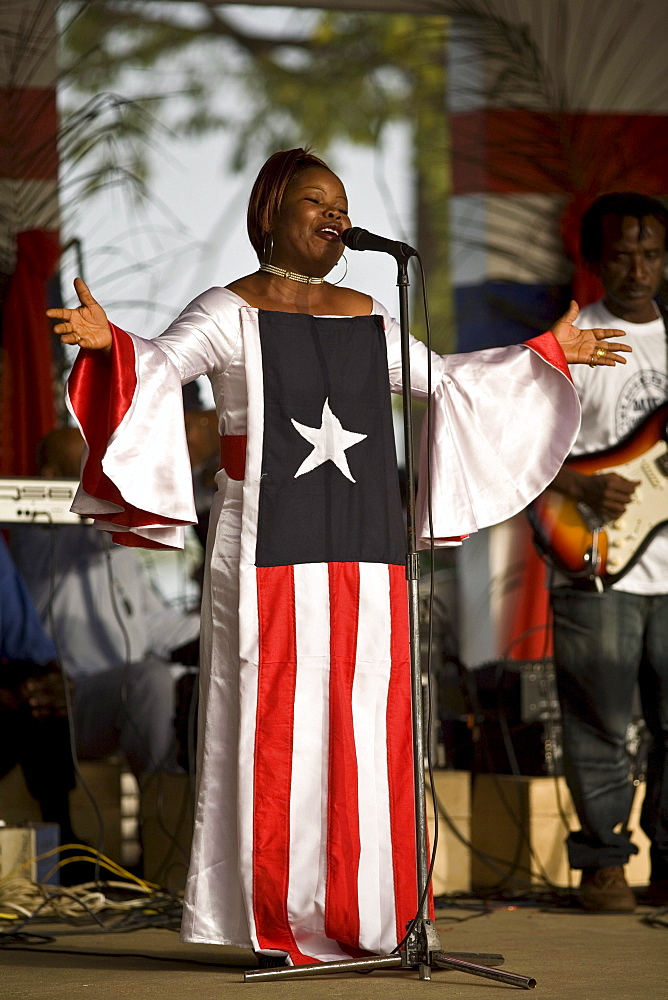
[268,166,351,275]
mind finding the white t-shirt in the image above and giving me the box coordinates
[11,525,201,679]
[568,299,668,594]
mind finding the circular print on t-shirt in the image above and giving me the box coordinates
[615,369,668,438]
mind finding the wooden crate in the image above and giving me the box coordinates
[140,773,194,892]
[69,761,123,866]
[0,760,123,872]
[471,773,650,889]
[0,765,42,825]
[138,769,472,896]
[425,769,471,895]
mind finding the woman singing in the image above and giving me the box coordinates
[49,147,629,966]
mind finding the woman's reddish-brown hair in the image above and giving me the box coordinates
[247,147,331,261]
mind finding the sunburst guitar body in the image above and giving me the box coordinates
[528,403,668,586]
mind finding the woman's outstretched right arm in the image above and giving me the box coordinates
[47,277,112,351]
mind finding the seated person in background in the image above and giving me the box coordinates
[134,525,203,614]
[0,535,77,847]
[11,428,201,778]
[184,406,220,550]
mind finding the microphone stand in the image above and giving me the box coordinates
[244,254,536,989]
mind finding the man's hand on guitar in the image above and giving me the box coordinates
[532,404,667,584]
[551,300,631,367]
[575,470,640,521]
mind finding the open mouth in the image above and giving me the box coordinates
[317,226,342,241]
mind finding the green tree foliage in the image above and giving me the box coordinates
[61,3,453,350]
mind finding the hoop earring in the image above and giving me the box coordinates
[263,233,274,265]
[332,252,348,285]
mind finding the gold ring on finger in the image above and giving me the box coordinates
[588,352,597,368]
[595,347,606,359]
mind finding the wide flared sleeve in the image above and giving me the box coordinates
[66,287,242,549]
[375,301,580,547]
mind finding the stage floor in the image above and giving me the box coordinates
[3,901,667,1000]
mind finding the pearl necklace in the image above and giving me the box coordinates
[259,263,324,284]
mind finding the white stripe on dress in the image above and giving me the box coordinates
[288,563,350,961]
[237,308,265,951]
[353,562,396,954]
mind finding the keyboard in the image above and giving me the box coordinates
[0,478,88,525]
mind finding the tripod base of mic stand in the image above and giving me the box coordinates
[245,952,535,988]
[244,920,536,988]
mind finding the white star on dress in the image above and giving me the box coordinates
[291,397,367,483]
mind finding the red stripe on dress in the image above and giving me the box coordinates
[335,941,373,959]
[68,323,187,547]
[387,564,419,943]
[220,434,247,480]
[325,562,362,949]
[253,565,313,965]
[524,330,572,380]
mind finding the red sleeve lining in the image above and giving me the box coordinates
[68,323,188,541]
[524,330,572,381]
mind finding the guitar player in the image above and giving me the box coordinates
[549,193,668,911]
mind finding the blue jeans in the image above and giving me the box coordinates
[551,587,668,876]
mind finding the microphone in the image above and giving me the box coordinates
[341,227,417,260]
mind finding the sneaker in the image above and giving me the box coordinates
[579,866,636,912]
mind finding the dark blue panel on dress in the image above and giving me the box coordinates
[255,310,406,568]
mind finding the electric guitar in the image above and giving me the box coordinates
[527,402,668,586]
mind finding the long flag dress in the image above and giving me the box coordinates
[66,287,579,964]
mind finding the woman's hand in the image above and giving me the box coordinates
[552,300,632,367]
[47,277,112,351]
